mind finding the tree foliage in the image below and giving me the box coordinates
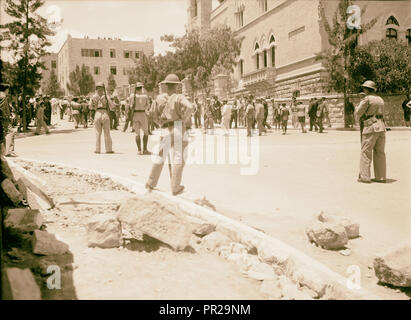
[67,64,95,96]
[315,0,377,94]
[350,39,410,94]
[129,26,243,94]
[0,0,54,130]
[45,69,64,98]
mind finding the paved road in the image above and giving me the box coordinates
[14,116,411,299]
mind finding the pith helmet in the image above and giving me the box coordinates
[96,82,104,89]
[135,82,144,88]
[162,74,181,84]
[361,80,377,92]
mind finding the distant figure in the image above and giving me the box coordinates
[402,93,411,127]
[280,103,290,135]
[308,98,319,132]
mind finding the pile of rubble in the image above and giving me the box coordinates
[1,157,74,300]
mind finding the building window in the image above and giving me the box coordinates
[110,66,117,75]
[239,11,244,27]
[271,46,275,67]
[263,50,267,68]
[263,0,268,13]
[110,49,116,58]
[94,49,102,57]
[94,66,100,75]
[386,16,399,26]
[386,28,398,40]
[194,0,198,17]
[135,51,140,59]
[124,51,130,58]
[254,43,260,70]
[51,60,57,69]
[239,60,244,76]
[406,29,411,45]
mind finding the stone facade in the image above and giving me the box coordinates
[187,0,411,101]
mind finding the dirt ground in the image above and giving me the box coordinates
[21,162,268,300]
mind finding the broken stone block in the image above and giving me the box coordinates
[306,222,348,250]
[1,178,23,205]
[373,242,411,287]
[1,156,16,182]
[16,178,28,199]
[201,231,231,252]
[87,214,122,249]
[193,223,216,238]
[26,188,52,211]
[4,208,43,232]
[2,268,41,300]
[32,230,69,255]
[18,176,54,208]
[260,279,282,299]
[317,212,360,239]
[246,262,277,281]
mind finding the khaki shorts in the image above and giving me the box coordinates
[132,112,149,135]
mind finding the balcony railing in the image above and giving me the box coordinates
[242,67,276,90]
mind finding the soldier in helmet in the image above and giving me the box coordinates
[355,80,386,184]
[146,74,193,196]
[89,82,114,154]
[128,82,151,155]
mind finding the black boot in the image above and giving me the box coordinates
[135,135,142,155]
[143,135,151,155]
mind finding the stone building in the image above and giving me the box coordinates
[187,0,411,98]
[57,35,154,95]
[39,53,58,93]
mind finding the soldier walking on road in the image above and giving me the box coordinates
[245,97,255,137]
[34,97,49,135]
[255,98,265,136]
[355,80,387,184]
[308,98,319,132]
[316,97,326,133]
[89,82,114,154]
[128,82,151,155]
[296,101,307,133]
[145,74,193,196]
[280,103,290,135]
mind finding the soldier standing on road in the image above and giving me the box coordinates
[34,97,49,135]
[308,98,319,132]
[280,103,290,135]
[255,98,265,136]
[71,97,82,129]
[89,82,114,154]
[355,80,387,184]
[316,97,326,133]
[245,97,256,137]
[193,98,202,129]
[128,82,151,155]
[60,96,68,120]
[43,95,52,126]
[145,74,193,196]
[401,93,410,127]
[203,98,214,135]
[81,96,89,128]
[296,101,307,133]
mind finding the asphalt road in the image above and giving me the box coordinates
[14,116,411,299]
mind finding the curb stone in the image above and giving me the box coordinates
[11,157,381,300]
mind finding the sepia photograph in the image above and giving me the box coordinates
[0,0,410,309]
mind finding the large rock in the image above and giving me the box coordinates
[373,243,411,287]
[4,208,43,232]
[201,231,231,251]
[2,268,41,300]
[87,214,122,249]
[16,176,54,209]
[306,222,348,250]
[1,156,16,182]
[117,196,194,251]
[193,223,216,238]
[246,262,277,281]
[260,279,283,299]
[1,178,23,205]
[26,187,52,210]
[317,212,360,239]
[32,230,70,255]
[16,178,28,199]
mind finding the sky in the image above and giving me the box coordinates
[1,0,220,56]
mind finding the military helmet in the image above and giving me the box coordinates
[134,82,144,88]
[162,74,181,84]
[96,82,104,89]
[361,80,377,92]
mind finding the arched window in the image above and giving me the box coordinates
[269,35,276,67]
[239,59,244,76]
[263,50,268,68]
[254,43,261,70]
[386,16,399,26]
[386,28,398,40]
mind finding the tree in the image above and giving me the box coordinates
[1,0,54,131]
[44,69,64,98]
[315,0,376,126]
[107,73,116,94]
[67,64,95,96]
[129,26,243,95]
[350,39,410,94]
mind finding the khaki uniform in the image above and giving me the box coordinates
[35,104,49,135]
[129,93,149,135]
[355,94,386,181]
[255,103,265,135]
[147,93,193,194]
[89,93,113,153]
[245,103,255,136]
